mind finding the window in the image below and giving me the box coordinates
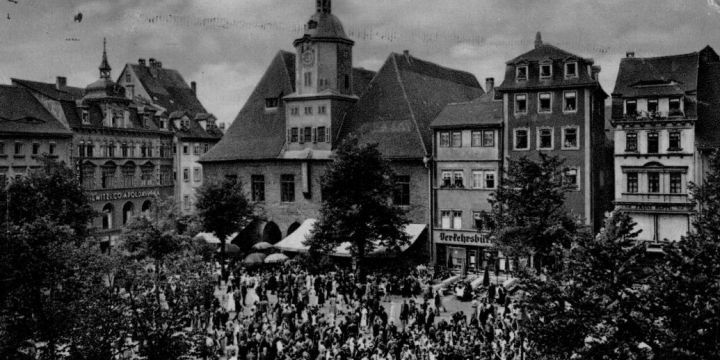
[14,142,23,155]
[514,129,529,150]
[563,91,577,112]
[183,168,189,182]
[540,63,552,79]
[204,143,210,153]
[472,171,483,189]
[102,204,113,230]
[670,173,682,194]
[82,109,90,124]
[317,127,326,143]
[318,78,328,87]
[648,173,660,193]
[482,131,494,147]
[344,74,350,90]
[251,175,265,202]
[625,133,638,152]
[441,171,452,188]
[86,142,94,157]
[112,111,123,127]
[647,132,659,154]
[515,94,527,114]
[183,195,190,211]
[193,167,201,182]
[669,98,682,115]
[538,93,552,113]
[159,118,167,129]
[471,131,482,147]
[537,128,554,150]
[318,106,327,114]
[291,107,299,116]
[291,127,299,143]
[562,127,579,149]
[473,211,484,230]
[0,142,4,155]
[669,131,681,150]
[304,126,313,143]
[281,174,295,202]
[452,211,462,230]
[565,62,578,78]
[265,97,279,109]
[393,175,410,206]
[182,144,189,155]
[516,66,528,81]
[108,143,115,157]
[564,168,579,190]
[485,171,496,189]
[48,143,55,155]
[451,131,462,147]
[304,106,313,115]
[121,143,128,157]
[627,172,638,193]
[453,171,464,188]
[441,210,451,229]
[32,143,39,155]
[439,132,450,147]
[304,72,312,87]
[625,100,637,115]
[647,99,658,114]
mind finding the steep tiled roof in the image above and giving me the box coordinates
[506,43,577,64]
[338,52,484,158]
[696,62,720,149]
[11,78,84,101]
[612,52,699,98]
[431,90,502,129]
[0,85,73,136]
[200,51,376,162]
[129,64,207,115]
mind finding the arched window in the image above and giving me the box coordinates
[81,161,96,189]
[141,162,155,186]
[122,201,135,225]
[141,200,152,218]
[102,203,114,230]
[101,161,117,189]
[122,161,136,188]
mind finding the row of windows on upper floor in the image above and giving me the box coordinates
[76,141,173,159]
[515,61,579,82]
[226,173,411,206]
[289,105,328,116]
[438,130,496,148]
[81,108,169,130]
[513,90,578,114]
[182,166,203,183]
[80,163,173,190]
[512,126,580,151]
[622,97,684,119]
[0,141,58,158]
[181,143,212,156]
[623,171,685,195]
[624,130,683,153]
[439,169,497,189]
[286,126,330,144]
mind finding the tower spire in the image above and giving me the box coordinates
[99,37,112,80]
[534,32,543,49]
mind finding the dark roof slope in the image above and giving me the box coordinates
[11,78,84,101]
[338,53,484,158]
[506,43,577,64]
[0,85,73,136]
[431,90,503,129]
[696,62,720,149]
[612,52,699,98]
[200,51,376,162]
[129,64,207,115]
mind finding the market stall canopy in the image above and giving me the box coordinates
[265,253,289,263]
[274,219,426,257]
[252,241,274,251]
[243,252,267,265]
[194,232,238,245]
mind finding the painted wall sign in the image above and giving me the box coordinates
[92,189,160,202]
[434,230,493,246]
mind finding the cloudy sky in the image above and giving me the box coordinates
[1,0,720,125]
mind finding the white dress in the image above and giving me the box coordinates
[226,291,236,312]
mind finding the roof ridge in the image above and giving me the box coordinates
[392,53,428,156]
[392,52,479,86]
[622,51,698,61]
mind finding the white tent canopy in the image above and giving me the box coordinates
[194,232,238,245]
[274,219,426,257]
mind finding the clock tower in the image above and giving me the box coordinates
[283,0,357,156]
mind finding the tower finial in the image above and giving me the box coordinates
[99,37,112,80]
[534,32,543,49]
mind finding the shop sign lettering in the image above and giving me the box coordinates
[93,190,160,202]
[435,231,492,246]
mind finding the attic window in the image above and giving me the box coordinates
[565,62,578,78]
[81,109,90,124]
[516,66,528,81]
[540,64,552,79]
[265,97,279,109]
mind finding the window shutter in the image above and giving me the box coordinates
[287,128,291,143]
[326,127,331,143]
[299,128,305,144]
[312,128,317,143]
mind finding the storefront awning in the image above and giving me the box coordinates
[274,219,426,257]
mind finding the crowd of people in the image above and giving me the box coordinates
[193,262,528,360]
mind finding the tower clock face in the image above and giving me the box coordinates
[302,50,314,67]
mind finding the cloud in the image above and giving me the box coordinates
[190,62,263,125]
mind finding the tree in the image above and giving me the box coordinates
[195,176,255,278]
[485,153,582,267]
[519,211,656,360]
[306,137,409,276]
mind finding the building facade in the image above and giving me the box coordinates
[201,0,484,252]
[430,80,503,274]
[496,33,613,232]
[610,47,720,244]
[117,58,223,214]
[0,85,73,184]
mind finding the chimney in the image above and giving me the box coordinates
[138,58,146,66]
[591,65,601,81]
[626,52,635,58]
[403,49,411,62]
[191,81,197,95]
[149,58,156,66]
[56,76,67,90]
[485,77,494,93]
[534,32,543,49]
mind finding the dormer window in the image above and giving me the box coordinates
[647,99,658,114]
[143,113,151,128]
[564,62,578,78]
[516,66,528,81]
[112,110,123,127]
[159,118,167,129]
[265,97,279,109]
[81,109,90,124]
[540,63,552,79]
[625,100,637,116]
[669,98,682,116]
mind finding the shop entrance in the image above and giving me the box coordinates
[449,247,466,273]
